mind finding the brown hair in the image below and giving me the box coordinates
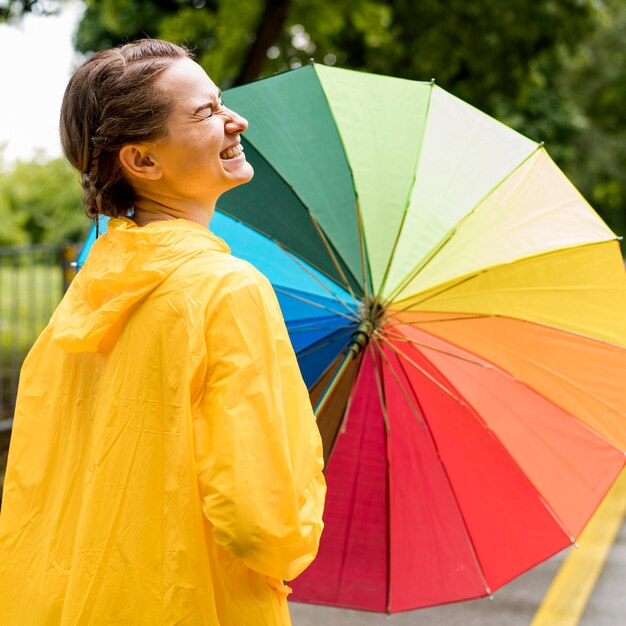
[60,39,193,219]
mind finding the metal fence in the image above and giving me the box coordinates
[0,244,75,429]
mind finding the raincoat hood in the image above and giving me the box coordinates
[52,217,230,352]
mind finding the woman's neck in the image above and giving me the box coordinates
[131,196,215,227]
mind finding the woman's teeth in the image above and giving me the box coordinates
[220,145,243,160]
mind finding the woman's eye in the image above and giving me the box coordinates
[199,101,224,120]
[204,100,224,118]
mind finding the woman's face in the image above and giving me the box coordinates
[149,58,253,205]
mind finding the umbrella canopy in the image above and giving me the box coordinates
[78,64,626,613]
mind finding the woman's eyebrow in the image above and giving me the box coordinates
[193,89,223,115]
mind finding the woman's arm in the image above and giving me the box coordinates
[193,265,326,581]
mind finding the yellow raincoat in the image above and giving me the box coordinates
[0,217,326,625]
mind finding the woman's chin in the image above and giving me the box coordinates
[224,160,254,186]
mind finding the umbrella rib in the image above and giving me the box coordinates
[385,272,483,316]
[392,299,626,351]
[296,328,355,359]
[306,211,362,306]
[377,335,463,404]
[494,302,626,350]
[329,346,380,597]
[311,348,362,436]
[379,143,543,309]
[407,343,579,546]
[356,199,371,304]
[288,323,356,333]
[218,207,355,299]
[376,80,436,299]
[276,244,358,317]
[383,324,626,456]
[379,328,495,369]
[389,313,626,451]
[305,65,372,300]
[485,344,626,431]
[384,313,494,327]
[384,240,625,317]
[321,352,365,457]
[309,355,344,414]
[369,342,391,434]
[375,339,493,597]
[500,314,626,351]
[333,376,374,597]
[311,68,372,302]
[444,349,621,530]
[273,287,359,321]
[227,134,364,303]
[374,340,428,431]
[367,342,393,613]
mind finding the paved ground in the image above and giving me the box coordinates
[579,517,626,626]
[290,518,626,625]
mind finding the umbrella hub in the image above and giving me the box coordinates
[347,297,386,358]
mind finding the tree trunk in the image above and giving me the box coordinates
[233,0,291,86]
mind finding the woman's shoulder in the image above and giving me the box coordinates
[179,249,265,283]
[175,250,273,307]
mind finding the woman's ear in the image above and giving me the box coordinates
[118,144,163,180]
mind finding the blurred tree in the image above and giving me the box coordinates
[0,0,61,21]
[555,0,626,238]
[3,0,625,237]
[69,0,599,97]
[0,151,87,245]
[69,0,626,234]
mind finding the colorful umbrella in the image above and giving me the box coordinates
[78,64,626,613]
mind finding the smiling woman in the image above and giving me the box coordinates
[0,39,326,626]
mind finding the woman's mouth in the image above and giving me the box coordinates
[220,144,244,160]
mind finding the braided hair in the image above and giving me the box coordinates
[60,39,192,219]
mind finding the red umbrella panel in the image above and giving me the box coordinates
[292,319,626,612]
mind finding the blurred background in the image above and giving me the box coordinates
[1,1,626,622]
[2,0,626,248]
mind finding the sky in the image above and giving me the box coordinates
[0,1,84,164]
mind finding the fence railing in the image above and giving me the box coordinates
[0,244,75,429]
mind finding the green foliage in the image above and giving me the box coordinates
[555,0,626,237]
[0,263,63,352]
[70,0,600,115]
[0,0,61,22]
[5,0,626,239]
[0,151,89,245]
[74,0,262,86]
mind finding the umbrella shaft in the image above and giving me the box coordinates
[314,321,372,415]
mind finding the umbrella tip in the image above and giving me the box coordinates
[430,77,436,84]
[309,57,315,65]
[539,141,545,147]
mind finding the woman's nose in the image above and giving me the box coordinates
[224,108,248,135]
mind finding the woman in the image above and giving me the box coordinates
[0,39,326,625]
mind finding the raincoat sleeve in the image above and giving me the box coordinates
[193,264,326,582]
